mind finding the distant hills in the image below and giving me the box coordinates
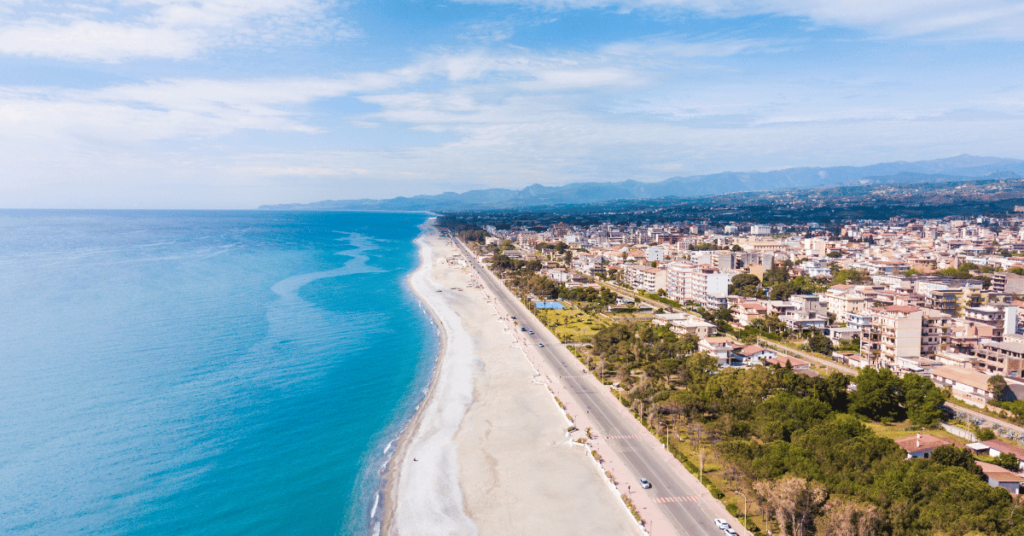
[258,155,1024,212]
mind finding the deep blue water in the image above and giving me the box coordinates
[0,210,436,535]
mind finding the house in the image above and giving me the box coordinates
[828,326,861,343]
[977,439,1024,471]
[731,345,776,366]
[764,355,811,372]
[976,461,1024,494]
[733,300,768,326]
[699,336,737,367]
[833,352,869,368]
[894,433,952,459]
[652,313,717,338]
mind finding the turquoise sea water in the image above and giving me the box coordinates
[0,210,436,535]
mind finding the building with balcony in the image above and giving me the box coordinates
[623,265,667,294]
[976,339,1024,378]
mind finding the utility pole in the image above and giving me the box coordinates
[734,490,749,535]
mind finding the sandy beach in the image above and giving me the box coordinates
[383,225,640,536]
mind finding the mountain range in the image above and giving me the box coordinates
[258,155,1024,212]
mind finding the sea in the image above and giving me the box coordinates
[0,210,438,536]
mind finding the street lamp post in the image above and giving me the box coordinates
[733,490,748,535]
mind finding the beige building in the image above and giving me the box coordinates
[861,305,950,366]
[861,306,925,366]
[623,265,667,294]
[977,339,1024,378]
[652,313,717,338]
[825,286,868,322]
[931,365,996,407]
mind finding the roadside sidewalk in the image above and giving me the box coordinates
[474,271,745,536]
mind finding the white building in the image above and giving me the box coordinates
[623,265,668,294]
[666,262,735,309]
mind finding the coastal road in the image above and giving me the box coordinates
[453,238,727,536]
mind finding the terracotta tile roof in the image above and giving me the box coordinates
[765,355,809,368]
[976,461,1024,483]
[738,345,768,357]
[885,305,921,313]
[894,434,952,455]
[981,439,1024,461]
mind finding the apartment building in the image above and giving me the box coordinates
[825,286,869,323]
[976,339,1024,378]
[964,305,1019,339]
[993,272,1024,294]
[778,294,829,331]
[666,262,734,309]
[861,306,925,365]
[921,309,952,356]
[623,265,667,294]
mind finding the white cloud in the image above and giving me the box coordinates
[1,35,1023,208]
[457,0,1024,40]
[0,0,352,62]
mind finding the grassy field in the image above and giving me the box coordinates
[535,305,607,341]
[865,421,966,446]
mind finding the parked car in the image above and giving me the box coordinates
[639,478,652,489]
[714,519,730,530]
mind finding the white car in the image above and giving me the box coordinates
[639,478,652,489]
[538,343,544,347]
[723,529,738,536]
[714,519,730,530]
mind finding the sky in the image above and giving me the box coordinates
[0,1,1023,209]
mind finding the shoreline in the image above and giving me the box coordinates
[379,222,477,536]
[381,224,641,536]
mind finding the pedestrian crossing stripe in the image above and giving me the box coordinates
[605,435,641,439]
[652,496,699,504]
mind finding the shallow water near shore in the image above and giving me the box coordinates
[0,210,436,535]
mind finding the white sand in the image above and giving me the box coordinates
[384,228,478,536]
[384,226,640,536]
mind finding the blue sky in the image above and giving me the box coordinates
[1,1,1023,208]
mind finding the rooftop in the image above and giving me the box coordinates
[894,433,952,455]
[931,366,993,392]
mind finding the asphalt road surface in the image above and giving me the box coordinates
[454,237,727,536]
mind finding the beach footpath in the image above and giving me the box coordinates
[383,228,642,536]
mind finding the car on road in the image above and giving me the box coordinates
[510,316,516,319]
[639,478,652,489]
[520,327,526,331]
[528,330,534,334]
[538,343,544,347]
[723,529,738,536]
[714,519,730,530]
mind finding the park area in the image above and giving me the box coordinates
[534,304,607,342]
